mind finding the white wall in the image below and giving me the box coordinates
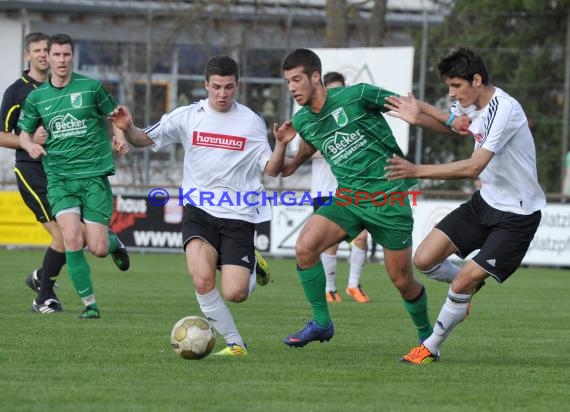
[314,47,414,155]
[0,17,23,185]
[0,17,24,99]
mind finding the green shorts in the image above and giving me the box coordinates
[315,196,414,251]
[48,176,113,226]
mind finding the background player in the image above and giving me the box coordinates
[18,33,130,319]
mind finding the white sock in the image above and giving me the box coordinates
[321,252,337,292]
[347,245,366,288]
[423,287,470,354]
[421,259,461,283]
[195,288,244,347]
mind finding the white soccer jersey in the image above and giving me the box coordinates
[144,99,272,223]
[451,87,546,214]
[310,157,338,199]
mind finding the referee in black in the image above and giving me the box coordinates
[0,32,66,313]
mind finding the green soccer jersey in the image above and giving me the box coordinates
[18,72,116,180]
[293,83,417,205]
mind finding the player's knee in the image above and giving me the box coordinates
[223,289,248,303]
[50,237,65,252]
[391,273,410,291]
[88,240,109,257]
[63,234,83,251]
[412,250,435,273]
[295,240,320,267]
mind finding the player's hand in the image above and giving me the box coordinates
[273,120,297,144]
[384,154,417,180]
[451,114,472,136]
[384,93,421,125]
[24,143,47,159]
[113,133,130,155]
[108,106,134,130]
[32,126,47,145]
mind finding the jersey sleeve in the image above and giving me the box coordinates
[1,84,20,133]
[144,106,188,151]
[477,97,514,154]
[94,82,118,117]
[252,113,271,172]
[16,94,42,134]
[359,83,398,113]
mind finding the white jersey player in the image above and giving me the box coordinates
[109,55,291,356]
[384,48,545,364]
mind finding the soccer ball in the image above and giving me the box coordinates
[170,316,216,360]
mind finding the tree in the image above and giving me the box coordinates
[325,0,348,47]
[367,0,388,46]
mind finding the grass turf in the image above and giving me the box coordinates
[1,249,569,412]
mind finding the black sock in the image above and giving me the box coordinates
[38,247,67,303]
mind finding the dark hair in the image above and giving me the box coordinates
[48,33,74,54]
[437,47,489,85]
[24,32,49,51]
[323,71,345,87]
[24,32,49,50]
[205,55,239,81]
[282,48,322,79]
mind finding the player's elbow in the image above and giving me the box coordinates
[467,163,486,179]
[464,158,488,179]
[264,168,280,178]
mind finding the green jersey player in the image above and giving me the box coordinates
[19,33,130,319]
[274,48,432,348]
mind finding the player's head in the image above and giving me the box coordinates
[282,48,323,106]
[24,32,49,73]
[47,33,75,80]
[25,32,49,51]
[48,33,74,54]
[438,48,489,84]
[323,71,345,88]
[438,48,490,108]
[204,55,239,113]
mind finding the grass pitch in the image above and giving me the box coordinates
[1,249,569,412]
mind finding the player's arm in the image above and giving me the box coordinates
[0,131,21,149]
[282,138,316,177]
[0,88,22,148]
[0,126,47,149]
[264,129,297,177]
[108,105,153,147]
[385,147,494,181]
[272,120,316,176]
[19,130,46,159]
[112,124,130,155]
[385,93,470,134]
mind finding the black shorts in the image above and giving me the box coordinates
[182,205,255,271]
[14,161,53,223]
[436,191,541,283]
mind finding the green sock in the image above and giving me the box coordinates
[403,286,432,341]
[66,250,98,310]
[107,231,119,254]
[297,262,331,328]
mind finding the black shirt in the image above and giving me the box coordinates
[0,70,43,163]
